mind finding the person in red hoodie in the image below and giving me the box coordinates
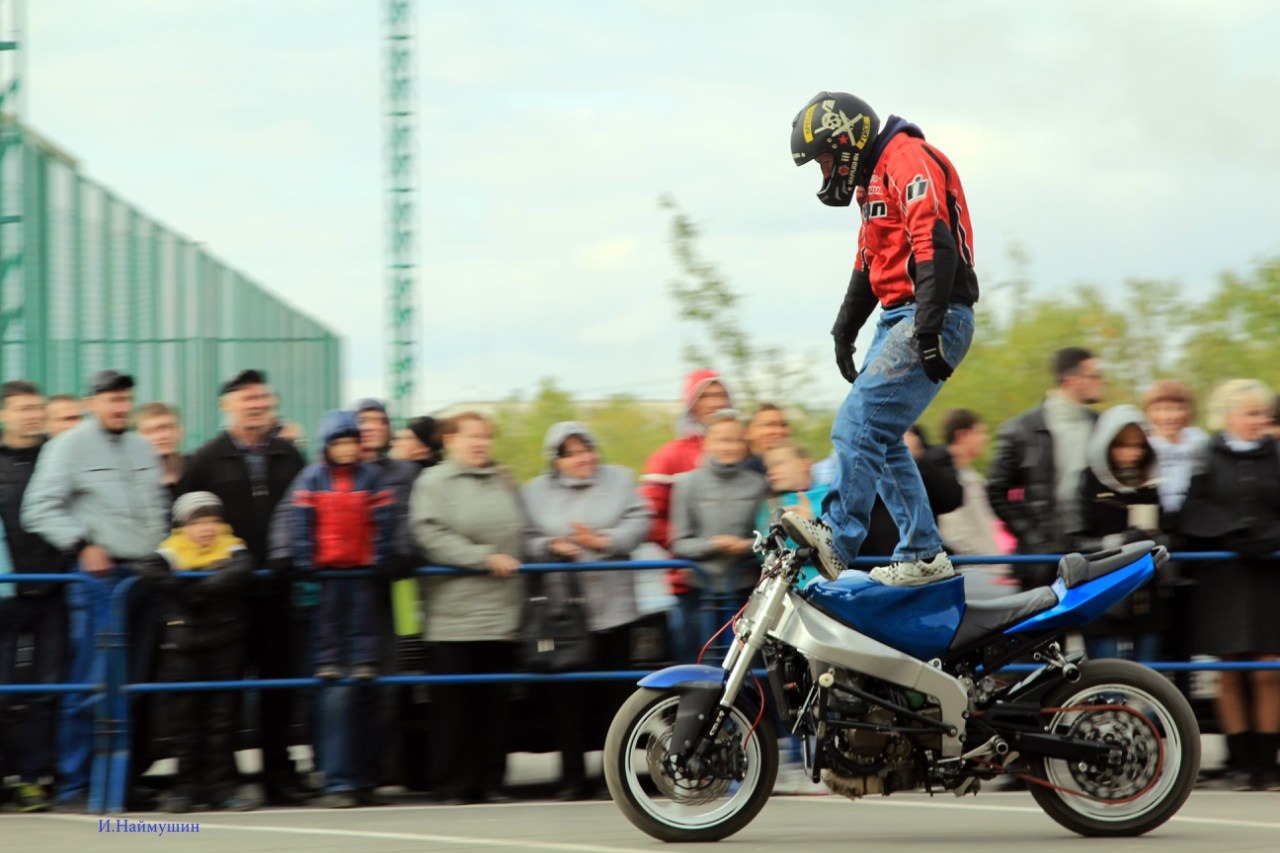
[640,370,732,550]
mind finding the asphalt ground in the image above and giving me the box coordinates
[5,790,1279,853]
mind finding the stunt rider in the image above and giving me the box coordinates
[781,91,979,587]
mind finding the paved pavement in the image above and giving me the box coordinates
[5,790,1280,853]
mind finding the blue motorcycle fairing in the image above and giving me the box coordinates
[637,664,726,690]
[801,572,965,661]
[1003,552,1155,635]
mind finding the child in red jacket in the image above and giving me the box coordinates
[291,410,393,681]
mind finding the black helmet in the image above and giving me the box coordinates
[791,92,881,207]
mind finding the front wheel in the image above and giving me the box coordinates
[603,687,777,843]
[1028,659,1200,837]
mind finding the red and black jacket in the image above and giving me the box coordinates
[842,118,979,337]
[290,461,394,570]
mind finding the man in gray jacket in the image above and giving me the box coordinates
[21,369,168,809]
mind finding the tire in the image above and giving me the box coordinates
[603,687,777,843]
[1027,659,1200,837]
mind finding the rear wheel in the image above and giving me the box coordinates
[1028,659,1200,837]
[603,687,777,843]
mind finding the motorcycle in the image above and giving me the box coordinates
[603,526,1199,842]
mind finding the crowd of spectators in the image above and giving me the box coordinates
[1,349,1279,812]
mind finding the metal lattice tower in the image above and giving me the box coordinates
[384,0,417,418]
[0,0,25,342]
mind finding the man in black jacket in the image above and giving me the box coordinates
[0,381,67,812]
[177,370,307,805]
[986,348,1103,587]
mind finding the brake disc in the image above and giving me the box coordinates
[1062,706,1159,800]
[646,726,735,806]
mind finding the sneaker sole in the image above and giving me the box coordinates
[778,514,842,582]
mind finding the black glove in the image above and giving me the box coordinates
[917,333,953,382]
[831,269,877,384]
[833,340,858,384]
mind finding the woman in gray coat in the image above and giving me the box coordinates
[522,422,651,800]
[410,411,525,804]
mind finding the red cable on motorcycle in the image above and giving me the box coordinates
[697,603,749,665]
[693,604,767,748]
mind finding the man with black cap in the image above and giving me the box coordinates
[178,369,309,805]
[22,369,169,810]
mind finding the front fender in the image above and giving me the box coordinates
[638,665,727,759]
[637,664,725,690]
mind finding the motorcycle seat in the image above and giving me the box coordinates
[947,586,1059,651]
[1057,540,1164,589]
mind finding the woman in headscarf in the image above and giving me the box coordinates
[521,422,651,800]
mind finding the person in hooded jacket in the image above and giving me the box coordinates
[640,370,732,593]
[1178,379,1280,791]
[1067,404,1168,662]
[290,410,394,808]
[521,422,651,800]
[781,92,978,588]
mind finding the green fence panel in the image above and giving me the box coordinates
[0,126,341,448]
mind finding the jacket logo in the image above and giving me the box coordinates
[862,200,888,221]
[905,175,930,204]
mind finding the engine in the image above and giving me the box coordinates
[817,681,943,799]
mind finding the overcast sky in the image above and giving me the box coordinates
[26,0,1280,413]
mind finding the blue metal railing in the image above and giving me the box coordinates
[3,548,1279,812]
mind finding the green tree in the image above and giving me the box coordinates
[1177,258,1280,405]
[490,378,578,482]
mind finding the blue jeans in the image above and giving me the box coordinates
[673,590,719,664]
[315,681,380,793]
[59,565,153,802]
[314,577,379,667]
[822,303,975,564]
[310,579,386,793]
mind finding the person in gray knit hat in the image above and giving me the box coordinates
[135,490,254,813]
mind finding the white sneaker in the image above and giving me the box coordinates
[869,552,957,587]
[779,512,846,581]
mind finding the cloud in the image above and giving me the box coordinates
[23,0,1280,414]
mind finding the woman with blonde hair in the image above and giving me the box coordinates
[1179,379,1280,791]
[410,411,525,804]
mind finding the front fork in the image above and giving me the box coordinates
[679,572,791,772]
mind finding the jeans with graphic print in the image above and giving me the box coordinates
[821,303,975,564]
